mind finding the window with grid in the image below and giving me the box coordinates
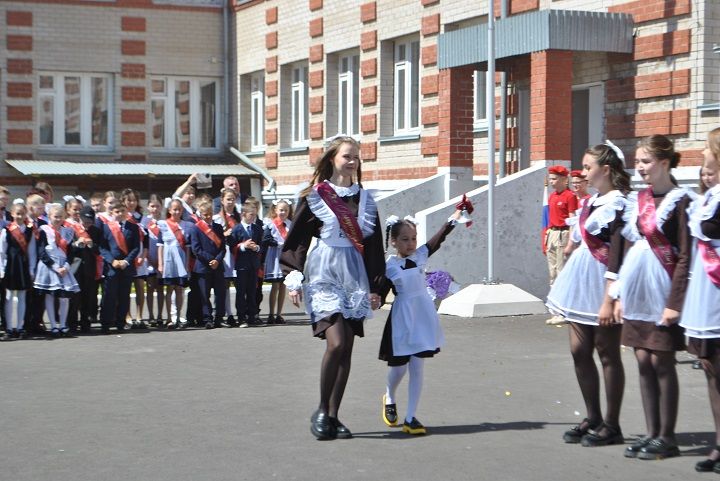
[338,54,360,136]
[393,39,420,135]
[291,65,309,147]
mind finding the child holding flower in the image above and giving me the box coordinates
[379,207,464,435]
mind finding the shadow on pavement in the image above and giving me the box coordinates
[354,420,550,438]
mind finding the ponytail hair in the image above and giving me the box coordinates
[585,144,632,195]
[638,134,681,169]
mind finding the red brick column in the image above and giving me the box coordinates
[120,16,148,160]
[438,66,475,168]
[4,10,34,160]
[530,50,573,162]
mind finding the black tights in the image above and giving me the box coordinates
[318,317,356,418]
[569,323,625,430]
[634,348,679,442]
[701,352,720,458]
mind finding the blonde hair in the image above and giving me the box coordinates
[705,128,720,171]
[47,204,66,218]
[26,194,44,206]
[196,201,213,214]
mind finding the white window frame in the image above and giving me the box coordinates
[393,39,420,135]
[250,72,266,152]
[291,65,309,148]
[338,54,360,136]
[150,76,221,152]
[473,70,488,131]
[37,72,113,149]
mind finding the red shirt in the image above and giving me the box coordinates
[548,188,578,228]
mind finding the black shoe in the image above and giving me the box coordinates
[274,315,286,325]
[637,438,680,460]
[226,316,237,327]
[100,327,111,335]
[402,417,427,435]
[50,328,61,338]
[382,394,398,427]
[205,321,214,329]
[696,458,720,472]
[214,318,224,329]
[329,417,352,439]
[563,418,600,444]
[310,410,334,440]
[581,423,624,447]
[624,436,652,458]
[16,329,26,340]
[0,331,13,341]
[266,315,275,325]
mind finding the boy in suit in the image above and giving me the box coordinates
[229,204,263,327]
[99,201,140,333]
[188,201,226,329]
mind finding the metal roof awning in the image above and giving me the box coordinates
[5,159,260,177]
[439,9,634,69]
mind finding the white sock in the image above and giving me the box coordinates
[386,364,407,405]
[4,290,15,331]
[45,294,57,329]
[58,298,69,329]
[16,291,26,330]
[406,357,424,423]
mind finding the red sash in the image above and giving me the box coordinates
[63,219,91,243]
[107,221,129,256]
[96,213,110,224]
[273,217,288,240]
[166,219,186,249]
[146,219,160,238]
[7,222,29,255]
[315,182,364,255]
[196,219,222,248]
[53,228,70,256]
[578,201,609,266]
[224,212,240,256]
[126,214,145,266]
[698,240,720,288]
[638,187,677,279]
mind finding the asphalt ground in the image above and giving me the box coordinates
[1,303,716,481]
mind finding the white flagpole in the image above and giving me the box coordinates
[486,0,496,282]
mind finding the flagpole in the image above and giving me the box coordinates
[486,0,496,282]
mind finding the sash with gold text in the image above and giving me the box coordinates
[315,183,364,255]
[638,187,677,279]
[578,201,609,266]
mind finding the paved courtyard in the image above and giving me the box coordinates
[2,306,715,481]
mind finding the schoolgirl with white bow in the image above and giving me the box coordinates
[378,208,462,435]
[262,199,293,324]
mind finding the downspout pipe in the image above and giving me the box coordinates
[223,0,230,148]
[230,146,276,193]
[499,0,508,178]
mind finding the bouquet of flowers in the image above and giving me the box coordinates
[425,270,460,301]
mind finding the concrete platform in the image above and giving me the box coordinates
[438,283,547,317]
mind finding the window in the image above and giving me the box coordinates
[151,77,221,150]
[291,65,309,147]
[394,39,420,135]
[338,54,359,136]
[38,73,112,148]
[473,70,488,130]
[250,73,265,151]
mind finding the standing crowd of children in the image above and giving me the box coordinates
[546,130,720,473]
[0,177,295,339]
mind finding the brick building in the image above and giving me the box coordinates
[0,0,261,198]
[232,0,720,196]
[1,0,718,199]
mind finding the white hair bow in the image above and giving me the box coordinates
[62,195,87,204]
[272,198,293,206]
[385,215,418,228]
[604,140,625,162]
[12,198,25,205]
[403,215,418,225]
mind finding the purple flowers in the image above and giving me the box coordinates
[425,270,454,300]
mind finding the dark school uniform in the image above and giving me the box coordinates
[99,220,140,330]
[188,220,227,323]
[229,221,263,321]
[25,218,48,333]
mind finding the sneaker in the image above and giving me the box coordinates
[382,394,398,427]
[637,438,680,460]
[239,321,249,328]
[0,331,13,341]
[226,316,237,327]
[546,315,568,326]
[402,417,426,435]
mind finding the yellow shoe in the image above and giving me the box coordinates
[402,417,426,435]
[382,394,398,427]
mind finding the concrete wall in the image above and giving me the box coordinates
[413,162,554,299]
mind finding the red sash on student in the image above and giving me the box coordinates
[53,228,70,256]
[95,254,103,281]
[97,213,110,224]
[146,219,160,238]
[126,214,146,266]
[7,222,29,255]
[578,201,609,266]
[638,187,677,279]
[273,217,288,240]
[196,219,222,248]
[698,240,720,288]
[107,221,129,256]
[166,219,186,249]
[224,212,240,256]
[63,219,91,243]
[315,182,364,255]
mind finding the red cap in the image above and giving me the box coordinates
[570,170,586,179]
[548,165,569,176]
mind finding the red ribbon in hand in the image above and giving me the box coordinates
[454,194,474,227]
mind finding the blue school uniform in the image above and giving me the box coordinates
[189,220,227,321]
[98,219,140,329]
[229,221,263,320]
